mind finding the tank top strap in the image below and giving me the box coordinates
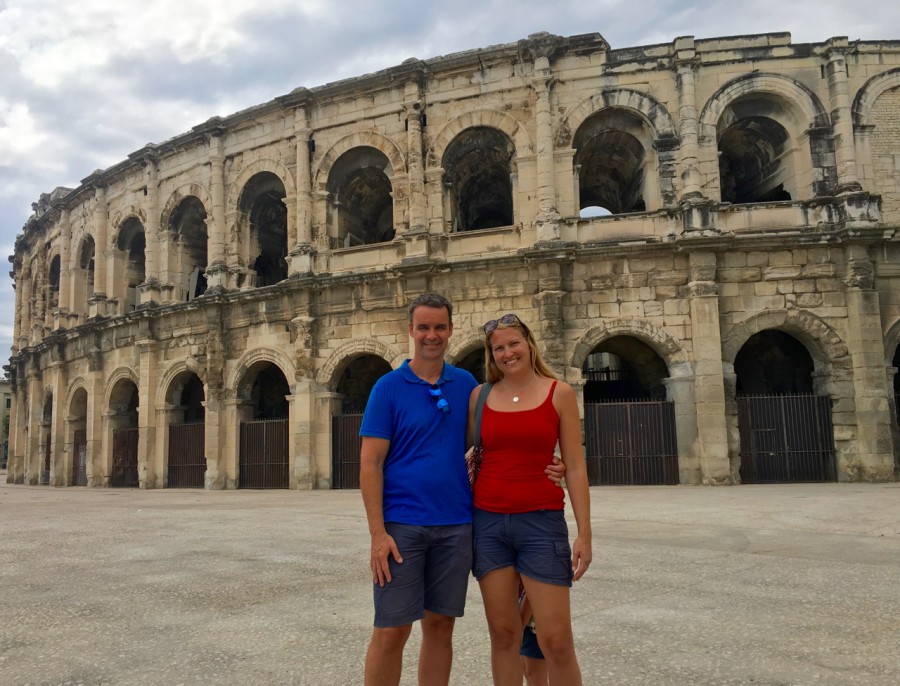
[543,380,558,405]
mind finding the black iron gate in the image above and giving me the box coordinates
[111,427,139,487]
[332,414,363,489]
[583,400,679,485]
[168,422,206,488]
[239,418,289,488]
[738,394,836,483]
[73,430,87,486]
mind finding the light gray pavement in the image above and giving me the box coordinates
[1,478,898,686]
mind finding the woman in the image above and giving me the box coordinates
[468,313,592,686]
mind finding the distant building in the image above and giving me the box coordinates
[6,31,900,490]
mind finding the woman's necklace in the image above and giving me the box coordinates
[512,395,520,403]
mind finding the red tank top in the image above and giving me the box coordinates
[473,381,565,513]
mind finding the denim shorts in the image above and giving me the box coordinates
[520,625,545,659]
[373,522,473,628]
[472,508,573,586]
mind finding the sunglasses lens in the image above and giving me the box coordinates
[483,319,498,334]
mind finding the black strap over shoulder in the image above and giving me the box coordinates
[473,383,492,449]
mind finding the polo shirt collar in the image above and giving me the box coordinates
[399,359,452,386]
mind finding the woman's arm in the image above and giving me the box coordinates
[554,381,593,581]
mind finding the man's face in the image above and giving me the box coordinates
[409,305,453,363]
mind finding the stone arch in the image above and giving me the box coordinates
[160,183,213,231]
[64,377,90,416]
[226,158,296,212]
[883,316,900,367]
[571,318,690,375]
[227,347,296,400]
[721,309,850,374]
[557,88,677,148]
[103,367,140,408]
[426,110,532,169]
[699,73,829,145]
[313,131,406,190]
[852,68,900,127]
[156,358,207,408]
[447,330,487,365]
[109,207,148,247]
[317,338,403,388]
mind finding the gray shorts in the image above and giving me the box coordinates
[373,522,473,628]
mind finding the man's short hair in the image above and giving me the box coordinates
[408,292,453,324]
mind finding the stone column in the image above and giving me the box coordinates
[56,209,72,328]
[140,158,161,305]
[534,287,565,373]
[204,133,229,292]
[686,252,730,483]
[405,82,427,233]
[16,263,32,351]
[842,245,894,480]
[86,350,106,487]
[91,185,110,317]
[25,371,42,485]
[674,38,703,201]
[7,382,26,484]
[532,55,561,242]
[663,372,701,484]
[48,361,67,486]
[136,338,160,488]
[290,312,317,488]
[290,107,315,275]
[825,39,862,193]
[204,315,227,489]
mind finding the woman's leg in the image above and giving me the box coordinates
[520,576,582,686]
[478,566,525,686]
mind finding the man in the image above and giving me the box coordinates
[359,293,564,686]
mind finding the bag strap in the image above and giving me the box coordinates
[473,383,492,449]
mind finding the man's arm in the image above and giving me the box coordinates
[359,436,402,587]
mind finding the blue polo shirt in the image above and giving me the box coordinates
[360,360,477,526]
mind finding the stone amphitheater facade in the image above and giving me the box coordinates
[6,31,900,490]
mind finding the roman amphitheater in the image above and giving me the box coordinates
[6,30,900,490]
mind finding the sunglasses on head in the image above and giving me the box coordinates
[428,386,450,414]
[483,313,522,335]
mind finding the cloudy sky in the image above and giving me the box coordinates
[2,0,898,369]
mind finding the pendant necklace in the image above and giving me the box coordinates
[512,395,520,403]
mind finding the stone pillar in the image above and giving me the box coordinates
[56,209,72,328]
[842,245,894,480]
[48,362,67,486]
[674,38,703,200]
[534,287,565,373]
[686,252,730,483]
[290,312,317,488]
[25,371,42,485]
[825,40,862,193]
[405,82,427,233]
[663,372,701,484]
[532,55,561,242]
[86,360,106,487]
[7,383,26,484]
[16,263,32,351]
[204,316,227,489]
[140,159,161,305]
[136,339,160,488]
[290,107,315,275]
[205,134,229,292]
[91,185,110,317]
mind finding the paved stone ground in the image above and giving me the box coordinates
[1,477,898,685]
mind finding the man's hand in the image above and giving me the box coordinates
[545,456,567,487]
[370,530,403,587]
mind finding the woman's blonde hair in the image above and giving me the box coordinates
[483,314,557,384]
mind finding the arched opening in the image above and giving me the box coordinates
[734,330,835,483]
[443,127,514,231]
[165,372,206,488]
[716,96,800,204]
[47,255,61,313]
[77,236,95,313]
[117,218,146,311]
[109,379,139,487]
[581,336,677,485]
[332,354,392,489]
[69,387,88,487]
[455,349,486,384]
[238,362,290,488]
[574,110,650,215]
[238,173,287,287]
[169,196,208,300]
[327,147,395,248]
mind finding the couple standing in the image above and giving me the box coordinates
[360,293,592,686]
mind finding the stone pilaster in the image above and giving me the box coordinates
[532,55,561,242]
[56,209,72,328]
[136,338,160,488]
[686,252,730,483]
[25,371,42,485]
[842,245,894,480]
[48,360,67,486]
[674,37,703,200]
[825,39,862,193]
[140,157,161,305]
[290,106,315,274]
[90,185,110,316]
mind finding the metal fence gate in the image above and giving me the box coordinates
[168,423,206,488]
[332,414,363,489]
[239,418,289,489]
[111,427,139,487]
[738,394,836,483]
[583,400,679,485]
[73,430,87,486]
